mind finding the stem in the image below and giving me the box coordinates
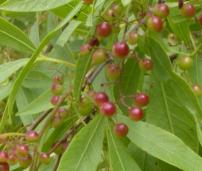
[53,155,62,171]
[0,132,25,139]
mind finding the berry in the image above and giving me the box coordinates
[198,14,202,25]
[80,44,92,56]
[139,58,153,71]
[168,33,178,46]
[50,96,60,106]
[57,108,69,118]
[134,92,149,107]
[51,83,63,95]
[106,63,121,81]
[18,154,32,168]
[104,3,121,21]
[192,84,202,97]
[112,42,129,58]
[0,152,8,163]
[52,75,64,85]
[52,114,63,128]
[153,3,169,18]
[96,22,112,37]
[89,37,99,47]
[0,163,9,171]
[114,123,128,137]
[129,107,144,121]
[16,144,29,156]
[128,31,138,45]
[100,102,116,117]
[25,130,39,142]
[8,154,17,165]
[177,56,193,70]
[147,16,163,32]
[52,141,68,155]
[181,3,195,17]
[94,92,109,105]
[39,153,50,164]
[83,0,93,5]
[92,49,107,65]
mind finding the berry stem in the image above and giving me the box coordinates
[0,132,25,139]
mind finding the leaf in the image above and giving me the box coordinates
[121,0,132,6]
[0,0,75,12]
[0,81,13,100]
[107,127,142,171]
[118,115,202,171]
[0,17,35,52]
[56,20,81,47]
[57,115,106,171]
[17,90,53,116]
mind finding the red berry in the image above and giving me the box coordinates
[52,75,64,85]
[96,22,112,37]
[80,44,92,56]
[92,49,107,65]
[50,96,60,106]
[0,163,9,171]
[177,56,193,70]
[128,31,138,45]
[89,37,99,47]
[100,102,116,117]
[25,130,39,142]
[106,63,121,81]
[39,153,50,164]
[198,14,202,25]
[18,154,32,168]
[134,92,149,107]
[112,42,129,58]
[147,16,163,32]
[83,0,93,5]
[192,84,202,97]
[16,144,29,156]
[94,92,109,105]
[153,3,169,18]
[51,83,63,95]
[139,58,153,71]
[129,107,144,121]
[114,123,128,137]
[181,3,195,17]
[8,154,17,165]
[0,152,8,163]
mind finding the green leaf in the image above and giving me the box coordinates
[0,0,75,12]
[0,81,13,100]
[57,115,106,171]
[121,0,132,6]
[107,127,141,171]
[0,17,35,52]
[119,115,202,171]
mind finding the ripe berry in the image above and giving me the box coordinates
[147,16,163,32]
[112,42,129,58]
[83,0,93,5]
[0,163,9,171]
[114,123,128,137]
[80,44,92,56]
[96,22,112,37]
[0,152,8,163]
[105,63,121,81]
[139,58,153,71]
[153,3,169,18]
[177,56,193,70]
[181,3,195,17]
[50,96,60,106]
[25,130,39,142]
[94,92,109,105]
[129,107,144,121]
[128,31,138,45]
[89,37,99,47]
[18,154,32,168]
[100,102,116,116]
[52,75,64,85]
[134,92,149,107]
[16,144,29,156]
[198,14,202,25]
[51,83,63,95]
[192,84,202,97]
[8,154,17,165]
[39,153,50,164]
[92,49,107,65]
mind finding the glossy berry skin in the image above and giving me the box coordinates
[181,3,195,17]
[51,83,63,95]
[16,144,29,156]
[106,63,121,81]
[80,44,92,56]
[153,3,169,18]
[139,59,153,71]
[25,130,39,142]
[52,75,64,85]
[83,0,93,5]
[18,154,32,168]
[39,153,50,164]
[114,123,129,137]
[92,49,107,65]
[134,93,149,107]
[128,31,138,45]
[0,152,8,163]
[112,42,129,58]
[177,56,193,70]
[89,37,99,47]
[129,107,144,121]
[147,16,163,32]
[100,102,116,117]
[0,163,9,171]
[198,14,202,25]
[8,154,17,165]
[94,92,109,105]
[192,84,202,97]
[96,22,112,37]
[50,96,60,106]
